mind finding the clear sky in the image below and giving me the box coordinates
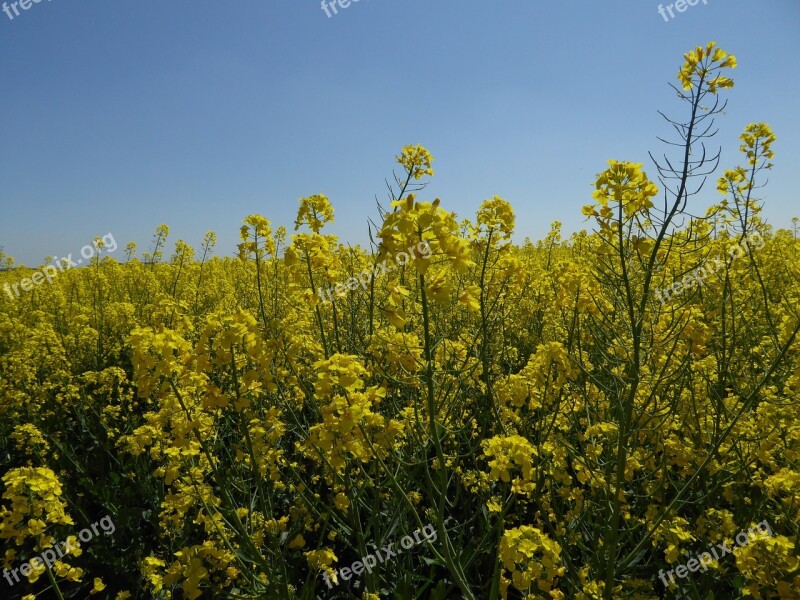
[1,0,798,265]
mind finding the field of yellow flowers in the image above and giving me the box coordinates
[1,43,799,600]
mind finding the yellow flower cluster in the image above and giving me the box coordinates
[304,354,403,473]
[498,526,565,599]
[678,41,736,93]
[396,144,434,180]
[0,467,74,548]
[584,160,659,220]
[482,434,537,496]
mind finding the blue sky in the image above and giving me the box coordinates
[1,0,798,265]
